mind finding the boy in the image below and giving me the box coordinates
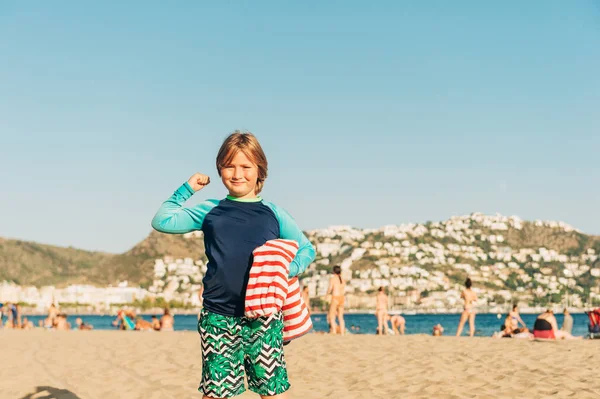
[152,131,315,398]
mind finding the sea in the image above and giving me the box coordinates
[20,312,593,337]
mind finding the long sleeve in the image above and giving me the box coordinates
[264,202,316,277]
[151,182,219,234]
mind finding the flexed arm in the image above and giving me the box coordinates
[151,174,216,234]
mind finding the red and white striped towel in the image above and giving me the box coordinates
[245,239,312,342]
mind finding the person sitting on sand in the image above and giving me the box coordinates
[509,304,527,332]
[135,317,154,331]
[389,314,406,335]
[500,314,518,337]
[433,324,444,336]
[533,309,559,339]
[151,315,161,331]
[160,308,174,331]
[21,317,34,330]
[112,310,136,330]
[43,316,54,329]
[561,308,573,334]
[75,317,93,330]
[55,313,70,330]
[375,287,389,335]
[512,327,533,339]
[533,309,579,339]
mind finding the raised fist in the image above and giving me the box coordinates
[187,173,210,192]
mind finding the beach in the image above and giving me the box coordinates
[2,330,599,399]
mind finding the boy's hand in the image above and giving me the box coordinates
[187,173,211,192]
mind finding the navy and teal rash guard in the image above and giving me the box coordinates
[151,182,316,317]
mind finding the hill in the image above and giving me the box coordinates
[0,231,205,288]
[2,213,600,310]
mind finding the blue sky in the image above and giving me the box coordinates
[1,1,599,253]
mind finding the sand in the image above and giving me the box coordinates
[1,329,599,399]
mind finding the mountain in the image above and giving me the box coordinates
[301,214,600,308]
[0,231,206,288]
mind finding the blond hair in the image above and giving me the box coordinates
[216,130,268,194]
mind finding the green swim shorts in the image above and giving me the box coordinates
[197,308,290,398]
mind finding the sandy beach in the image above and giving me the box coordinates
[2,330,599,399]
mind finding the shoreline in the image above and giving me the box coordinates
[16,308,595,316]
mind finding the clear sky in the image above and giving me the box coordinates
[1,1,599,253]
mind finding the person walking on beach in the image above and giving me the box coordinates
[151,131,315,399]
[376,287,389,335]
[455,278,477,337]
[326,265,346,335]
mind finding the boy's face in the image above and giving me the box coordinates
[221,150,259,199]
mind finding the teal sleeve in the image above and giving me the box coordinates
[264,202,316,277]
[151,182,219,234]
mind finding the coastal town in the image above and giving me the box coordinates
[2,213,599,314]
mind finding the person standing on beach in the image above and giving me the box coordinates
[48,303,58,327]
[151,131,315,399]
[301,286,311,316]
[376,287,389,335]
[326,265,346,335]
[455,278,477,337]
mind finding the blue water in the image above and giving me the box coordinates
[19,313,593,337]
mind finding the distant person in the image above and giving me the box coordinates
[456,278,477,337]
[389,314,406,335]
[533,309,558,339]
[55,313,70,330]
[15,304,22,328]
[43,316,54,329]
[160,308,174,331]
[375,287,388,335]
[532,309,579,339]
[561,308,573,334]
[135,317,154,331]
[112,310,135,330]
[3,303,13,328]
[301,285,311,316]
[5,302,16,329]
[48,303,58,326]
[75,317,93,330]
[326,265,346,335]
[433,324,444,336]
[509,304,527,332]
[151,315,161,331]
[21,317,34,330]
